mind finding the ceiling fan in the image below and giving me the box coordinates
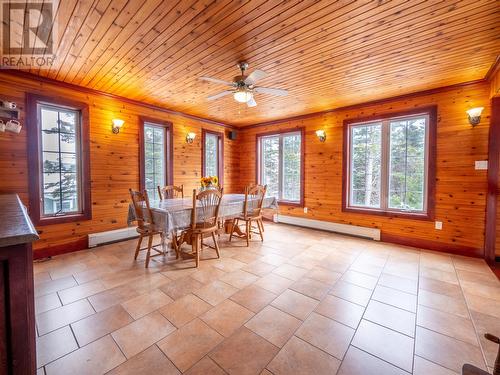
[199,62,288,107]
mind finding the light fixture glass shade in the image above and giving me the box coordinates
[112,119,124,134]
[234,89,253,103]
[315,129,326,142]
[186,132,196,143]
[466,107,484,117]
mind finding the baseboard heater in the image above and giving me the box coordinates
[88,227,138,247]
[276,215,381,241]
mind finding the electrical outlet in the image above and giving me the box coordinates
[475,160,488,170]
[303,207,308,214]
[435,221,443,230]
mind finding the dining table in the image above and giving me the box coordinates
[127,193,278,247]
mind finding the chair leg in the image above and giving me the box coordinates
[211,232,220,258]
[134,234,143,260]
[260,218,265,232]
[194,234,200,268]
[171,232,180,259]
[245,220,250,247]
[145,234,153,268]
[257,219,264,241]
[160,232,166,255]
[229,218,236,242]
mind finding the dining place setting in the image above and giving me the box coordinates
[127,176,278,268]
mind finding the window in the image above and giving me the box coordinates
[139,118,172,199]
[202,130,223,184]
[27,94,91,225]
[257,129,304,205]
[344,107,436,219]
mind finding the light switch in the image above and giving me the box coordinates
[475,160,488,170]
[435,221,442,230]
[304,207,308,213]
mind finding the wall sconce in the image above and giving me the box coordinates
[186,132,196,144]
[466,107,484,127]
[315,129,326,142]
[112,119,124,134]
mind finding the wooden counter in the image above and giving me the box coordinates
[0,194,39,374]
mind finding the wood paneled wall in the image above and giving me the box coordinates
[0,72,239,254]
[238,81,492,256]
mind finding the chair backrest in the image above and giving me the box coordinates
[129,189,154,229]
[158,185,184,200]
[243,184,267,218]
[191,188,223,230]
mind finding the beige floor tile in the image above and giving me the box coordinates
[88,284,140,312]
[417,305,478,345]
[413,356,459,375]
[241,260,276,276]
[160,276,204,300]
[194,280,238,306]
[35,293,62,315]
[314,294,364,328]
[372,285,417,312]
[159,293,212,328]
[184,357,226,375]
[466,293,500,319]
[419,277,463,298]
[337,346,409,375]
[306,267,342,285]
[349,261,384,278]
[111,311,176,358]
[295,312,354,359]
[271,289,318,320]
[37,326,78,367]
[364,300,416,337]
[254,273,294,294]
[121,289,173,319]
[230,284,277,313]
[260,253,288,266]
[71,305,134,347]
[48,263,88,281]
[230,251,262,264]
[200,299,254,337]
[384,261,419,280]
[341,270,378,290]
[329,280,372,306]
[272,264,309,281]
[419,267,459,284]
[157,319,224,372]
[58,280,106,305]
[212,257,246,272]
[418,289,469,318]
[34,271,52,284]
[107,345,180,375]
[267,336,341,375]
[289,277,330,300]
[461,280,500,302]
[415,327,486,373]
[471,310,500,368]
[219,269,259,289]
[210,327,279,375]
[190,266,227,284]
[352,320,414,372]
[45,335,125,375]
[35,276,77,298]
[245,305,301,347]
[378,273,418,295]
[36,299,95,335]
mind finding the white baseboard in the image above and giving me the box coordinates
[88,227,138,247]
[276,215,380,241]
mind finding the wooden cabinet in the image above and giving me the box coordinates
[0,195,38,374]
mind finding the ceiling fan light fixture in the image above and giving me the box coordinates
[234,89,253,103]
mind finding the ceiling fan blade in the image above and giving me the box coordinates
[247,97,257,107]
[254,86,288,96]
[244,69,267,85]
[207,90,233,101]
[200,76,234,86]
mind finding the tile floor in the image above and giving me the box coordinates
[33,223,500,374]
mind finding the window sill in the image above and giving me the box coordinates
[277,200,303,208]
[342,206,433,221]
[32,212,92,226]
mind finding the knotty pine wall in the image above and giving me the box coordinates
[0,72,239,254]
[238,81,492,256]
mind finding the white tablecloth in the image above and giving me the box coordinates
[127,194,278,232]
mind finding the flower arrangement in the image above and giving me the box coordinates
[200,175,218,187]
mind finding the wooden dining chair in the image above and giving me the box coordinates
[158,184,184,200]
[229,184,266,246]
[178,188,223,267]
[129,189,166,268]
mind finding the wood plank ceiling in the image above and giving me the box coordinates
[14,0,500,125]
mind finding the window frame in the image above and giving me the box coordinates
[201,129,224,186]
[27,93,92,226]
[256,127,305,207]
[139,117,173,194]
[342,106,437,220]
